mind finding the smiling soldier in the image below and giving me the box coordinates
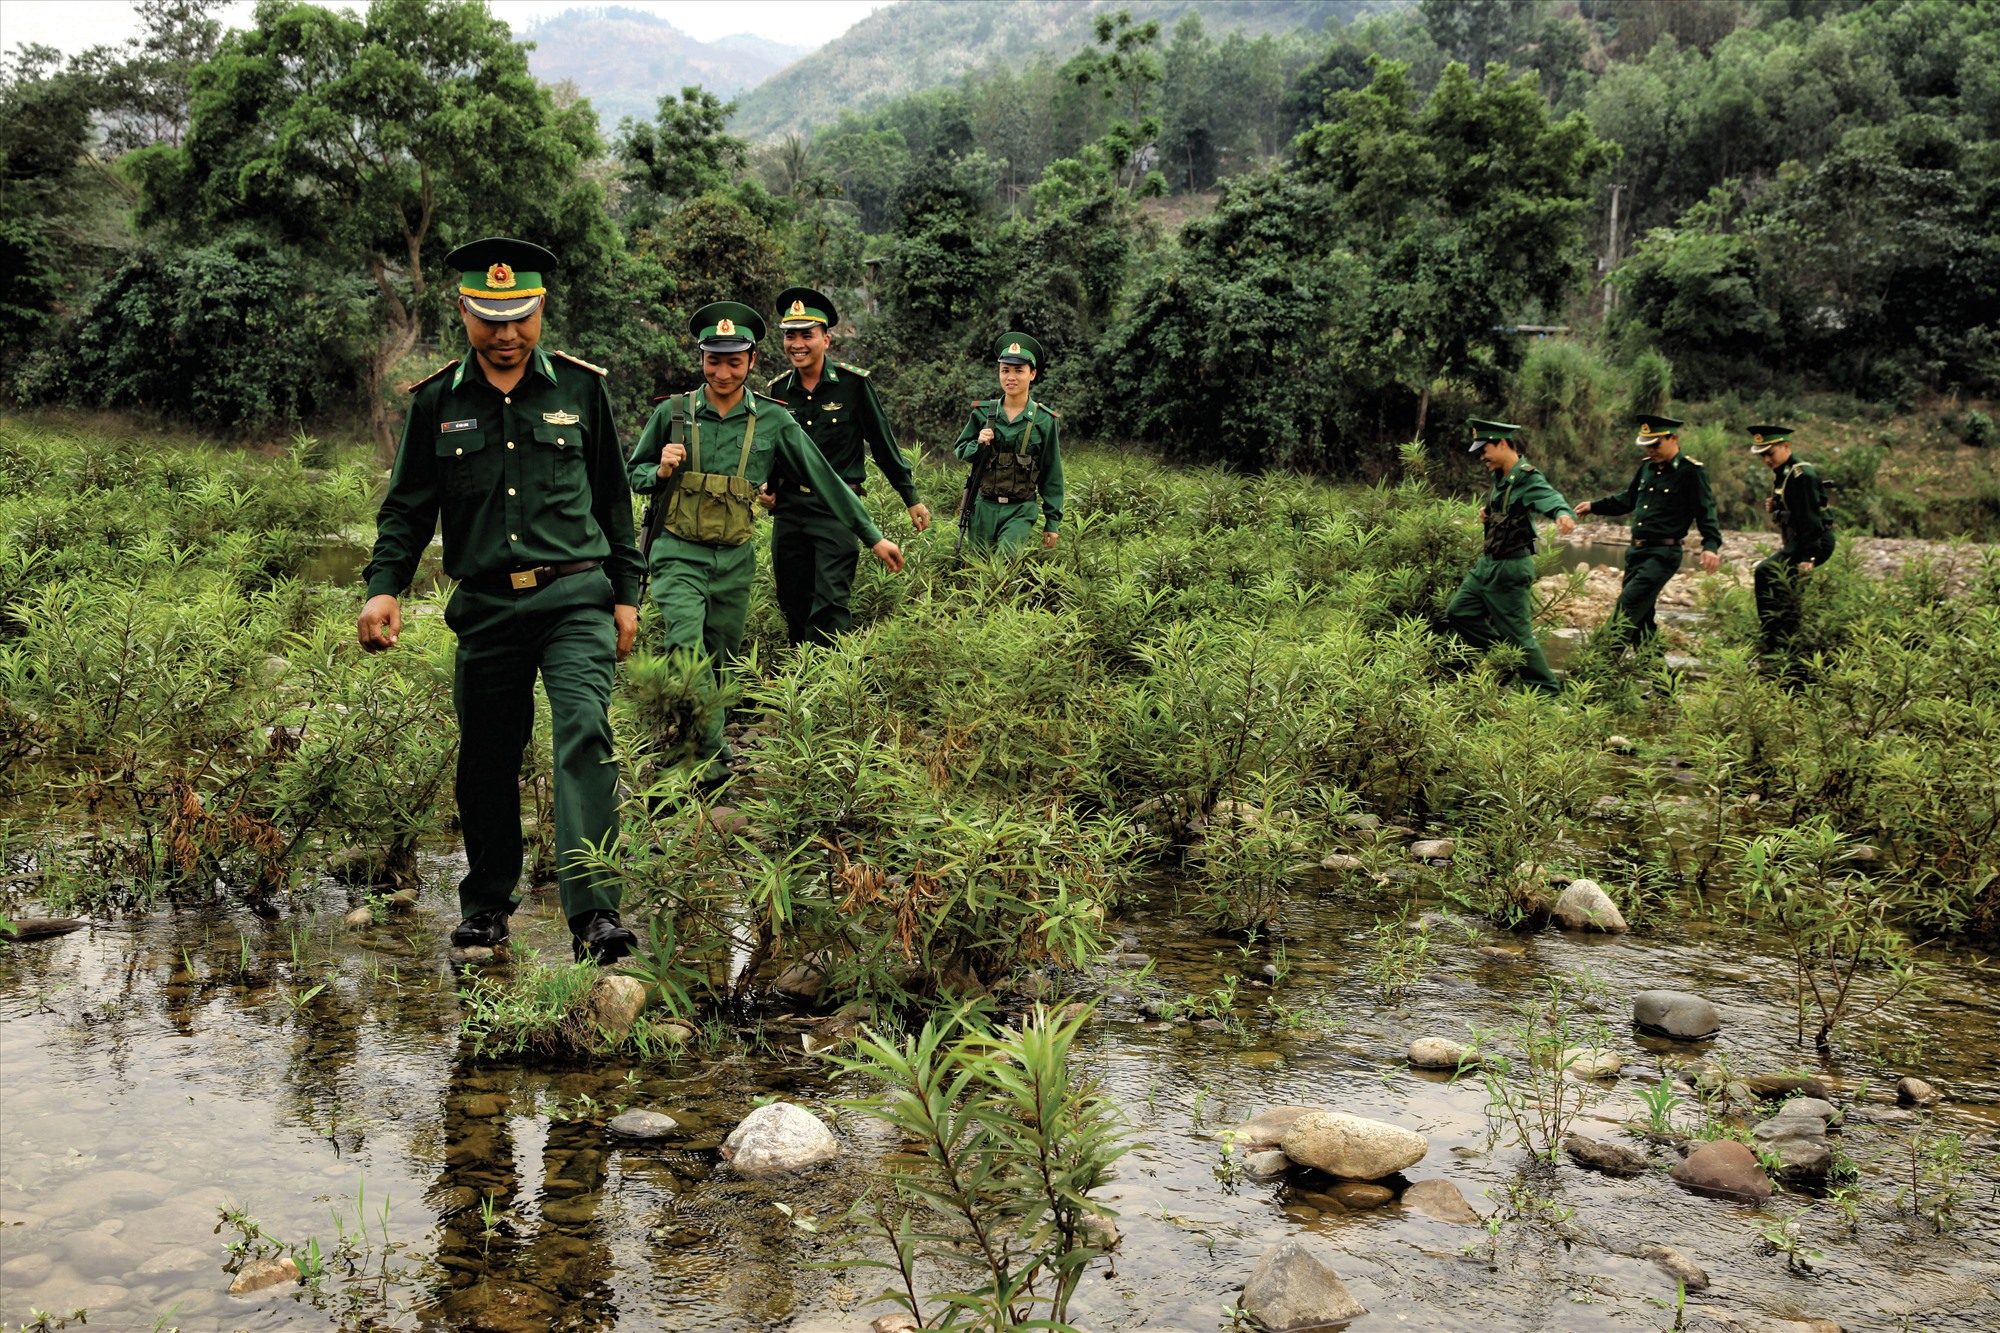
[356,238,644,965]
[760,285,929,647]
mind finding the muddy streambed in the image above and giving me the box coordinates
[3,868,1998,1332]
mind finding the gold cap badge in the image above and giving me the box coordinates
[716,318,736,336]
[487,263,516,290]
[788,300,806,316]
[1007,342,1022,355]
[1753,433,1765,444]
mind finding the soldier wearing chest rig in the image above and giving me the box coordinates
[759,286,929,647]
[952,333,1066,555]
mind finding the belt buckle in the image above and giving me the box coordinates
[509,569,539,590]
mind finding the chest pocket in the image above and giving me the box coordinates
[662,395,759,547]
[435,428,489,499]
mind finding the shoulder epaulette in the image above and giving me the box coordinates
[650,393,677,404]
[1039,403,1061,418]
[1518,461,1538,473]
[753,390,788,405]
[403,361,456,394]
[974,399,999,410]
[551,350,608,377]
[835,360,871,378]
[1687,457,1706,467]
[768,369,796,389]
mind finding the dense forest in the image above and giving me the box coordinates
[2,0,1995,481]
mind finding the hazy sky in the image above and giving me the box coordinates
[0,0,892,57]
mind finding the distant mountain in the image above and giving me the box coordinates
[522,6,812,129]
[728,0,1406,140]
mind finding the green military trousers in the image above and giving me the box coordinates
[646,535,757,775]
[1611,546,1683,647]
[1754,553,1806,652]
[965,495,1040,554]
[1445,554,1560,695]
[771,505,861,647]
[446,571,621,923]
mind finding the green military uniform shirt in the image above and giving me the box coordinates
[1585,452,1723,551]
[1482,459,1574,554]
[764,361,919,508]
[365,347,642,605]
[1769,456,1835,562]
[953,398,1066,533]
[627,390,884,547]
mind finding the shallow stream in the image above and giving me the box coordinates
[3,864,1997,1331]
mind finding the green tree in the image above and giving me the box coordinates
[96,0,226,151]
[616,85,746,224]
[132,0,599,455]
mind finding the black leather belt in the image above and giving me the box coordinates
[1486,545,1533,561]
[1630,537,1682,549]
[463,559,601,595]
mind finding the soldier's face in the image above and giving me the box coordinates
[1761,443,1790,470]
[460,300,542,369]
[998,361,1035,396]
[782,325,830,369]
[1478,440,1515,473]
[702,349,755,397]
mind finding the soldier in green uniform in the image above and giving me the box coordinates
[1749,424,1835,654]
[628,301,905,788]
[357,238,643,964]
[953,333,1065,555]
[1443,419,1578,695]
[1575,415,1724,649]
[761,286,929,646]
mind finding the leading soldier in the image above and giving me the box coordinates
[1574,414,1723,649]
[952,333,1065,555]
[1444,418,1578,695]
[356,238,644,965]
[628,301,904,791]
[1749,423,1835,655]
[762,286,930,647]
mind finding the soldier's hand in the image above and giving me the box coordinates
[613,603,638,661]
[657,441,686,478]
[1042,530,1059,549]
[1555,513,1577,536]
[908,502,932,533]
[357,594,402,652]
[977,427,995,445]
[755,485,777,511]
[1763,497,1774,513]
[1798,559,1814,575]
[1477,506,1488,523]
[871,538,905,573]
[1574,500,1593,516]
[1700,550,1722,574]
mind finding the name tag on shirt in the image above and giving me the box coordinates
[441,419,478,433]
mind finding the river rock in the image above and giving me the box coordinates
[4,917,89,941]
[229,1254,300,1294]
[1280,1111,1428,1180]
[1329,1182,1394,1209]
[1340,813,1381,831]
[341,906,373,929]
[871,1315,919,1333]
[1243,1150,1292,1181]
[450,945,495,965]
[1233,1105,1325,1150]
[1319,853,1364,872]
[60,1230,145,1280]
[607,1110,681,1139]
[1753,1114,1833,1184]
[722,1102,839,1177]
[1778,1097,1840,1125]
[1633,990,1722,1041]
[1896,1076,1937,1106]
[1551,879,1628,932]
[585,975,649,1036]
[386,887,419,912]
[1410,838,1456,861]
[1564,1134,1648,1176]
[1562,1046,1624,1079]
[770,959,825,1001]
[1081,1213,1120,1249]
[1644,1244,1710,1291]
[1606,735,1637,753]
[1401,1178,1479,1224]
[1668,1139,1772,1202]
[0,1252,52,1286]
[1240,1236,1368,1331]
[1407,1036,1478,1071]
[1744,1074,1831,1102]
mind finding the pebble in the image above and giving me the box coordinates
[1563,1133,1648,1177]
[449,945,495,965]
[1896,1076,1937,1106]
[1644,1244,1710,1291]
[1407,1036,1478,1071]
[229,1254,300,1294]
[1329,1182,1394,1209]
[386,888,419,912]
[1318,853,1363,872]
[607,1110,681,1139]
[1410,838,1456,861]
[1561,1046,1624,1080]
[341,906,373,929]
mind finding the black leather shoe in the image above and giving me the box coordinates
[450,911,510,949]
[570,910,636,965]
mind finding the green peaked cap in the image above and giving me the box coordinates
[775,286,837,329]
[447,237,556,321]
[1748,424,1794,454]
[690,301,764,352]
[996,332,1042,367]
[1634,414,1684,444]
[1466,417,1522,451]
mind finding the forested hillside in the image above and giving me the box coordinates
[728,0,1398,139]
[2,0,1995,530]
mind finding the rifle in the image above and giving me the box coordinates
[953,403,994,559]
